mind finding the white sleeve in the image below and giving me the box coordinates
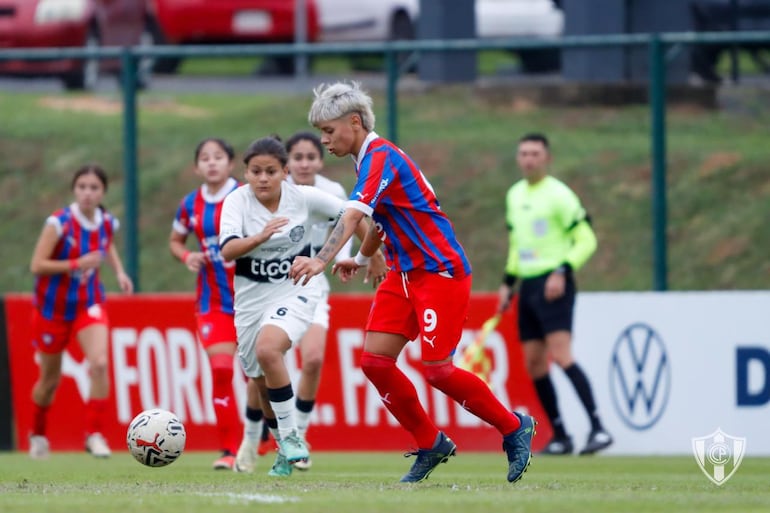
[330,182,347,202]
[302,186,356,261]
[45,216,63,237]
[172,219,188,235]
[302,185,345,221]
[219,190,244,246]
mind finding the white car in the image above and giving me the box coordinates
[314,0,564,71]
[477,0,562,40]
[315,0,418,43]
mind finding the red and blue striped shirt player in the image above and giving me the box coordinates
[350,136,471,278]
[292,81,536,485]
[34,206,116,321]
[29,164,133,461]
[172,178,238,316]
[169,137,242,471]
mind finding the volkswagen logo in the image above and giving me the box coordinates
[609,323,671,430]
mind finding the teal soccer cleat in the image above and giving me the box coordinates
[503,412,537,483]
[278,431,309,463]
[267,450,292,477]
[399,432,457,483]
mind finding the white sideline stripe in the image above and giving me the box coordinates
[196,492,299,504]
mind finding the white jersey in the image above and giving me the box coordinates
[287,174,351,257]
[219,181,345,327]
[287,173,352,294]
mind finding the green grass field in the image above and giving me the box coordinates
[1,451,768,513]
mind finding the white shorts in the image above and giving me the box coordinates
[311,290,330,329]
[235,293,317,378]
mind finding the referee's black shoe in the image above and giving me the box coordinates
[579,429,613,455]
[541,436,573,455]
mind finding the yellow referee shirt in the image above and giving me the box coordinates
[504,175,597,279]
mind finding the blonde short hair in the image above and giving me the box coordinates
[308,81,376,131]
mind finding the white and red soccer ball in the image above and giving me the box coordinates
[126,408,186,467]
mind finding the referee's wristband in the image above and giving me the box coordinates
[354,252,371,266]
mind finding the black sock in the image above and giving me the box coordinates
[245,407,263,422]
[296,398,315,414]
[533,375,568,439]
[261,419,271,441]
[564,363,603,432]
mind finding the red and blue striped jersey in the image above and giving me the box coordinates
[348,134,472,278]
[173,178,238,315]
[34,204,116,321]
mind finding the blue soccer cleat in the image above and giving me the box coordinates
[503,412,537,483]
[399,432,457,483]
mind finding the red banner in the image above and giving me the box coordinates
[5,293,550,453]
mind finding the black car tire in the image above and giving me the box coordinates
[519,48,561,73]
[149,18,181,74]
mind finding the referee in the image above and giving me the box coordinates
[496,133,612,455]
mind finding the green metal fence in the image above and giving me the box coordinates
[3,30,770,291]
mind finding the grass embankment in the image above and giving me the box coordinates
[1,82,768,294]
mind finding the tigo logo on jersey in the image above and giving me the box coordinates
[236,257,294,284]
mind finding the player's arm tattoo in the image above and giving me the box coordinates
[317,218,346,264]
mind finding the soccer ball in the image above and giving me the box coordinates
[126,408,186,467]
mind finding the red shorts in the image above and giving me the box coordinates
[196,310,236,349]
[366,269,472,361]
[31,304,109,354]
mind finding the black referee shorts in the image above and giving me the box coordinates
[517,271,576,342]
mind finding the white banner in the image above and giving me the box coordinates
[549,291,770,455]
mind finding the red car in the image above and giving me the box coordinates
[0,0,321,88]
[153,0,319,72]
[0,0,158,90]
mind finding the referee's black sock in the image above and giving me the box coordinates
[564,363,603,432]
[533,374,568,440]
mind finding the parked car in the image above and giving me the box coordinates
[0,0,321,86]
[0,0,159,90]
[150,0,320,74]
[477,0,563,72]
[315,0,417,44]
[314,0,564,72]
